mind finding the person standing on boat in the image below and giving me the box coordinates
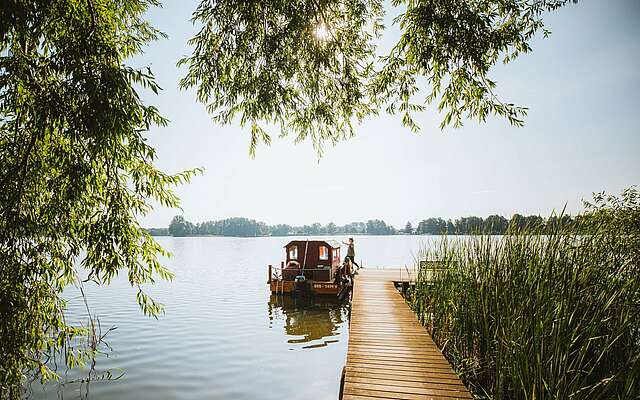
[342,238,360,269]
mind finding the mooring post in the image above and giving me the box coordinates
[281,261,284,284]
[338,365,346,400]
[268,265,272,284]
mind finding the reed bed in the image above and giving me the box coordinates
[412,189,639,399]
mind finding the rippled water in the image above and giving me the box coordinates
[30,235,436,400]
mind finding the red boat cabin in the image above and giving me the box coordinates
[283,240,341,281]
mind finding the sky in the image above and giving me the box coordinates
[136,1,640,229]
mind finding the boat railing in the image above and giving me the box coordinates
[268,265,336,282]
[288,268,331,271]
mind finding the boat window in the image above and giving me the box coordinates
[334,248,340,261]
[319,246,328,260]
[289,245,298,260]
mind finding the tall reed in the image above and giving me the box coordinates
[412,189,639,399]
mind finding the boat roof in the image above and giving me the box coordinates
[284,239,341,249]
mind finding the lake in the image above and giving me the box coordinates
[31,235,438,400]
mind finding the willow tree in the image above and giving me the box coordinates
[180,0,577,155]
[0,1,198,397]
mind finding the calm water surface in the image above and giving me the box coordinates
[32,235,438,400]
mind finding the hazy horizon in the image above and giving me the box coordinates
[145,210,584,230]
[137,0,639,229]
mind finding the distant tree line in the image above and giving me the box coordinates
[413,214,575,235]
[146,214,578,237]
[155,216,395,237]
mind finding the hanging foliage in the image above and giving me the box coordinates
[181,0,577,155]
[0,1,199,397]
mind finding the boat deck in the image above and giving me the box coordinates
[342,268,472,400]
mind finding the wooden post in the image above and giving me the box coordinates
[268,265,272,284]
[402,282,409,298]
[338,365,346,400]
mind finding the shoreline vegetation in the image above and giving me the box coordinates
[411,188,639,399]
[147,214,578,237]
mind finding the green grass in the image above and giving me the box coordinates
[412,189,639,399]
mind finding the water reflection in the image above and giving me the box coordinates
[31,236,430,400]
[268,295,349,349]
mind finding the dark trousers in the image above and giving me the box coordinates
[345,255,359,268]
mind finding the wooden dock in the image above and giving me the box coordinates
[342,269,472,400]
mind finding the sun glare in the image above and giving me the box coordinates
[314,23,330,41]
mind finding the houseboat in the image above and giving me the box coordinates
[268,240,355,299]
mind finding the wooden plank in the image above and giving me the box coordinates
[347,354,453,365]
[345,362,454,374]
[346,366,462,381]
[343,269,471,400]
[346,377,468,393]
[346,381,472,398]
[348,349,448,358]
[346,371,465,386]
[343,385,469,400]
[344,381,472,399]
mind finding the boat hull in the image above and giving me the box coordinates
[269,280,343,296]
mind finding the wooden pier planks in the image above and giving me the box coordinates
[343,269,471,400]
